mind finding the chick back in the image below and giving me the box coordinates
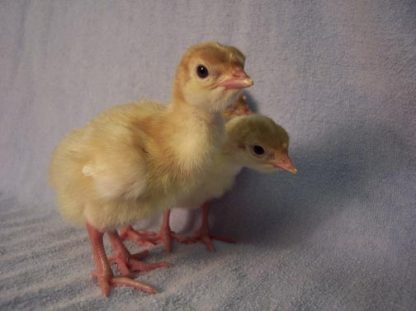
[49,101,170,229]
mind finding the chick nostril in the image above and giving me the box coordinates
[232,67,247,78]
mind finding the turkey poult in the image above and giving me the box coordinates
[49,42,253,296]
[175,113,297,252]
[122,103,296,253]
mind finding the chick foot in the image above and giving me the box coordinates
[152,209,189,253]
[91,271,157,296]
[180,231,236,252]
[119,225,159,248]
[120,210,185,253]
[108,230,169,277]
[86,223,157,296]
[179,202,236,252]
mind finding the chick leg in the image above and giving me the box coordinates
[155,209,194,253]
[119,225,159,248]
[120,210,185,253]
[107,230,169,277]
[180,202,236,252]
[86,223,157,296]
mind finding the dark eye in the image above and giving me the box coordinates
[252,145,265,155]
[196,65,209,78]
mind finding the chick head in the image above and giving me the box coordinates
[173,42,253,113]
[225,114,297,174]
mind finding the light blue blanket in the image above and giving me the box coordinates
[1,1,415,310]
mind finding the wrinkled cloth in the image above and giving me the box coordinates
[1,1,415,310]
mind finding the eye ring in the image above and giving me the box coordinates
[196,65,209,79]
[252,145,265,156]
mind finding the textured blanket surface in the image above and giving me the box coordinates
[1,1,415,310]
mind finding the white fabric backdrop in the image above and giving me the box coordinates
[1,1,415,310]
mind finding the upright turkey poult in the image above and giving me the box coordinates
[122,97,297,253]
[49,42,253,296]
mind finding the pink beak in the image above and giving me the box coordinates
[271,153,297,174]
[218,67,254,89]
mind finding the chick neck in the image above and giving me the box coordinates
[220,139,246,171]
[166,99,225,174]
[169,99,222,123]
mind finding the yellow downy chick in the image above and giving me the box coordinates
[183,113,297,202]
[48,42,253,296]
[124,112,296,253]
[178,114,296,251]
[189,114,296,247]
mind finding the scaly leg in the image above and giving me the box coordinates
[119,225,159,248]
[180,202,236,252]
[159,209,173,252]
[86,222,157,296]
[120,210,187,253]
[108,230,169,277]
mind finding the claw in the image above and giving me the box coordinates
[178,232,236,252]
[93,273,157,296]
[111,276,157,294]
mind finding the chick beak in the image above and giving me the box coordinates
[218,67,253,89]
[271,153,297,174]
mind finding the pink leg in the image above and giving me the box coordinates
[120,210,187,253]
[119,225,159,247]
[157,209,173,253]
[179,202,236,252]
[86,223,157,296]
[107,230,169,277]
